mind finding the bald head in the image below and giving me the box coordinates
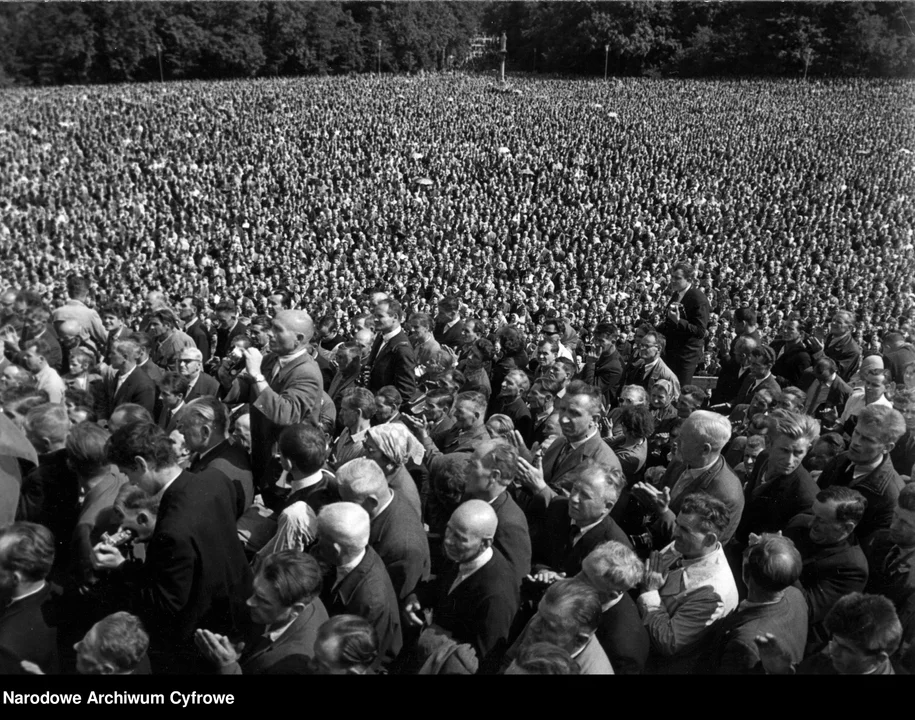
[276,310,314,344]
[317,502,370,551]
[146,291,167,310]
[57,319,82,340]
[451,500,498,541]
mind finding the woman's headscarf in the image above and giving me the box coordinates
[367,423,425,466]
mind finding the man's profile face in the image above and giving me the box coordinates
[568,475,609,525]
[177,299,196,322]
[147,319,166,338]
[848,422,891,467]
[526,597,578,653]
[672,512,711,558]
[767,434,811,478]
[809,499,850,546]
[668,269,689,294]
[269,318,300,355]
[101,314,121,332]
[373,304,398,334]
[451,401,476,430]
[246,574,294,627]
[216,310,234,330]
[559,394,593,441]
[443,516,484,565]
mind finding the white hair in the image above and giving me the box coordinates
[318,502,370,550]
[686,410,732,451]
[336,458,388,501]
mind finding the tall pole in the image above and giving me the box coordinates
[377,39,381,74]
[500,31,507,85]
[604,44,609,81]
[157,43,164,82]
[803,47,812,81]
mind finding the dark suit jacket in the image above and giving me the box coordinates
[185,372,220,404]
[18,326,62,371]
[490,490,532,587]
[156,402,187,435]
[119,470,253,674]
[368,330,416,404]
[419,548,520,664]
[283,471,339,515]
[656,457,745,546]
[737,453,819,545]
[137,358,165,386]
[105,366,156,418]
[660,286,710,383]
[322,546,403,668]
[542,433,622,492]
[214,320,247,360]
[695,586,808,674]
[491,395,532,441]
[185,319,211,362]
[543,501,632,575]
[434,319,464,350]
[824,333,861,382]
[596,592,649,675]
[189,439,255,517]
[580,348,622,405]
[0,582,61,674]
[865,531,915,644]
[799,372,852,417]
[230,351,323,488]
[710,359,749,407]
[885,344,915,386]
[817,454,904,542]
[732,372,781,408]
[771,340,812,388]
[370,490,431,600]
[235,599,328,675]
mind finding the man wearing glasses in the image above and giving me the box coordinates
[623,331,681,401]
[177,348,220,404]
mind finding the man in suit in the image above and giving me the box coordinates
[51,274,108,349]
[784,486,869,651]
[772,318,813,388]
[800,357,852,418]
[327,343,361,417]
[177,347,220,403]
[412,390,489,461]
[182,397,255,517]
[0,522,61,675]
[577,541,650,674]
[637,492,738,673]
[367,299,416,405]
[314,502,402,669]
[407,312,442,373]
[490,369,533,441]
[92,423,253,674]
[865,483,915,645]
[882,330,915,387]
[517,380,622,502]
[696,533,808,674]
[132,331,165,387]
[815,310,861,383]
[104,336,156,419]
[504,579,614,674]
[580,323,623,406]
[156,372,189,435]
[660,262,710,385]
[177,297,211,362]
[337,458,430,600]
[278,423,338,513]
[147,308,196,371]
[405,500,519,669]
[710,336,758,408]
[13,306,62,373]
[195,550,328,675]
[736,410,820,546]
[633,410,744,548]
[226,310,324,492]
[433,296,464,350]
[732,346,781,408]
[99,302,130,365]
[212,300,248,363]
[462,441,532,588]
[818,404,906,542]
[530,461,631,584]
[622,330,681,401]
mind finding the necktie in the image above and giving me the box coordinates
[883,544,903,574]
[568,523,580,545]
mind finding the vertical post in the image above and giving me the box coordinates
[604,44,609,81]
[803,48,812,81]
[377,39,382,74]
[533,47,536,73]
[500,31,507,85]
[157,43,164,82]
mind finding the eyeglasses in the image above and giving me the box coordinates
[177,359,198,365]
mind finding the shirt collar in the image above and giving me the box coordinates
[277,346,311,368]
[572,512,607,540]
[264,613,300,644]
[8,581,47,606]
[568,428,598,450]
[643,357,660,371]
[335,549,367,585]
[382,328,400,343]
[348,427,369,444]
[375,491,395,517]
[601,593,625,613]
[290,470,324,493]
[197,439,227,465]
[458,546,493,578]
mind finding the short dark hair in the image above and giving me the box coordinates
[750,346,776,367]
[99,302,127,320]
[673,261,697,281]
[375,385,403,409]
[542,579,602,635]
[814,357,838,374]
[0,522,55,582]
[182,396,229,436]
[592,323,618,341]
[564,380,602,416]
[277,423,327,475]
[341,387,376,419]
[679,492,730,537]
[317,615,378,670]
[619,405,655,439]
[114,484,161,516]
[159,372,189,396]
[824,593,902,656]
[481,442,518,485]
[378,299,404,321]
[149,308,178,328]
[91,612,150,673]
[734,307,757,325]
[817,486,866,526]
[513,643,580,675]
[472,338,495,363]
[66,422,111,478]
[258,550,323,607]
[215,300,237,314]
[107,423,177,472]
[109,403,154,427]
[438,296,460,314]
[743,534,803,593]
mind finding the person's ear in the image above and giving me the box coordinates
[481,537,494,550]
[134,456,150,476]
[137,512,150,527]
[364,495,380,514]
[703,532,719,549]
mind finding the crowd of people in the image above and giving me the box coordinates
[0,74,913,675]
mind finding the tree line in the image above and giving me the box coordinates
[0,2,912,86]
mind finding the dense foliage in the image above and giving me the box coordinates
[0,2,912,86]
